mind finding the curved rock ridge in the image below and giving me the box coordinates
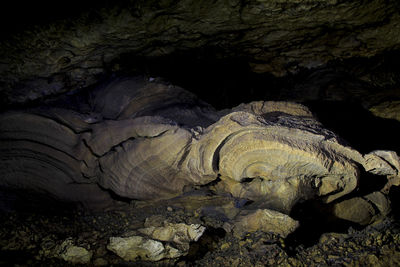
[0,77,398,212]
[194,108,363,212]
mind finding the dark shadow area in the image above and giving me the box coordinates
[388,186,400,220]
[305,100,400,154]
[284,199,361,255]
[179,227,226,263]
[110,50,288,109]
[0,250,36,266]
[0,0,122,38]
[285,170,388,254]
[0,187,77,216]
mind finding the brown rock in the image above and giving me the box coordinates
[232,209,299,238]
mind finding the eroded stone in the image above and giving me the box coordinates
[231,209,299,238]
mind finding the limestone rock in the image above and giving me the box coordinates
[93,258,108,266]
[365,191,391,217]
[333,191,390,225]
[333,197,376,226]
[2,0,400,104]
[57,238,92,264]
[364,150,400,177]
[369,101,400,122]
[0,111,115,210]
[91,77,219,127]
[107,236,182,262]
[364,150,400,192]
[231,209,299,238]
[195,105,363,212]
[138,222,206,250]
[0,77,395,217]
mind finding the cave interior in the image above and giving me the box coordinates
[1,0,400,266]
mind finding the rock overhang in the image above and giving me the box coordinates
[1,0,400,106]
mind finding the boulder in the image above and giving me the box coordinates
[138,222,205,250]
[57,238,92,264]
[107,236,182,262]
[333,191,391,225]
[231,209,299,238]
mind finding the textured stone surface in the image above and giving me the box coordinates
[231,209,299,238]
[107,236,181,261]
[1,0,400,104]
[369,101,400,122]
[59,244,92,264]
[2,74,400,236]
[333,191,391,225]
[138,222,205,247]
[364,150,400,192]
[1,77,396,213]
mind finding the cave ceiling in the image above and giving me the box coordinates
[1,0,400,107]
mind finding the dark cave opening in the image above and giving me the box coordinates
[109,50,286,109]
[305,100,400,155]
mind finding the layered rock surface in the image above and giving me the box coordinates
[1,77,398,220]
[1,0,400,104]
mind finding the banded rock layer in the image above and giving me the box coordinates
[0,77,399,214]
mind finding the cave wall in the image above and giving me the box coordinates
[1,0,400,106]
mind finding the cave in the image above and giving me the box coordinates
[1,0,400,266]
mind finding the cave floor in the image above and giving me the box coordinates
[1,192,400,266]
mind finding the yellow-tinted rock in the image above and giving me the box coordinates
[333,197,375,225]
[233,209,299,238]
[107,235,181,262]
[369,101,400,122]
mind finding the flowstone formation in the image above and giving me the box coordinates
[1,77,399,240]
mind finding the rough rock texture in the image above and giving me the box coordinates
[2,205,400,266]
[58,239,92,264]
[364,150,400,192]
[0,77,371,212]
[107,236,181,262]
[1,77,398,217]
[138,222,205,249]
[107,219,205,262]
[369,101,400,122]
[231,209,299,238]
[333,192,391,225]
[1,0,400,104]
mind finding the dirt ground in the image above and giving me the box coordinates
[1,190,400,267]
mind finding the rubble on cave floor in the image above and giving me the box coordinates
[1,192,400,266]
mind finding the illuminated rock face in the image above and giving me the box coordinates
[0,77,398,213]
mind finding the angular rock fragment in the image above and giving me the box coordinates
[364,150,400,192]
[230,209,299,238]
[56,238,92,264]
[107,236,181,262]
[138,222,206,248]
[108,218,206,262]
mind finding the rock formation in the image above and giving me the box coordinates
[1,0,400,105]
[1,77,398,225]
